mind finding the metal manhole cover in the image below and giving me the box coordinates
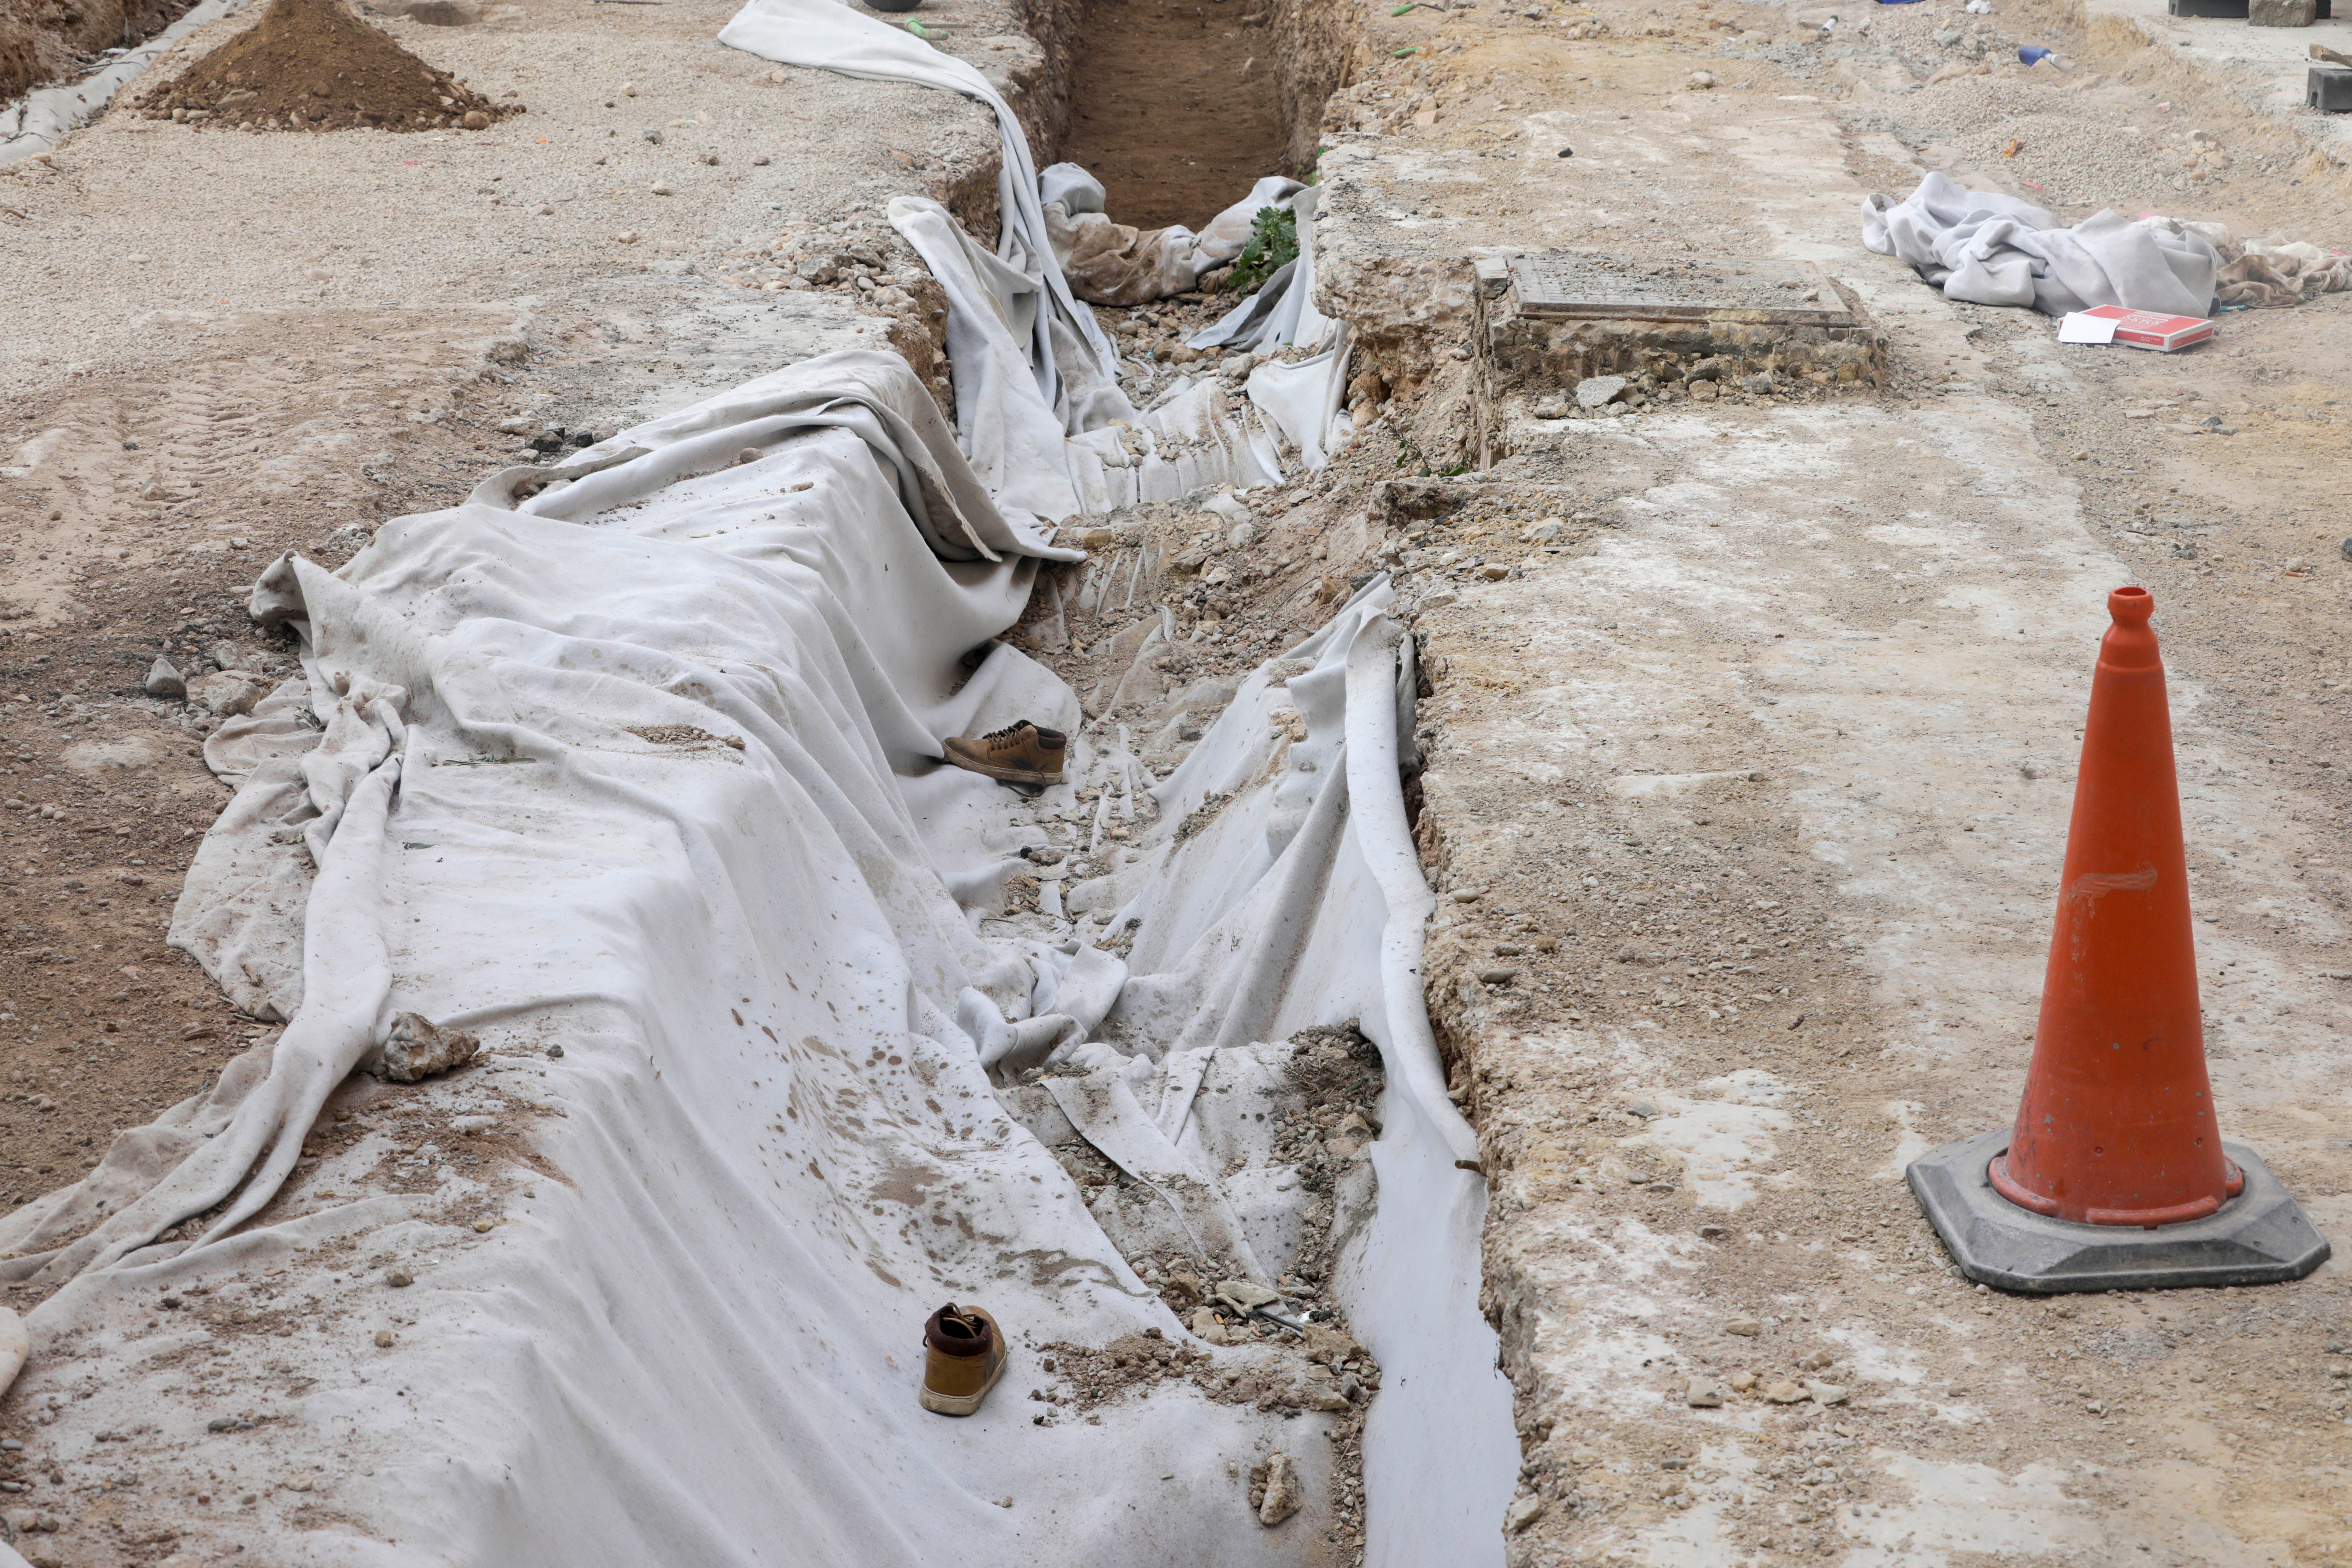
[1510,252,1857,326]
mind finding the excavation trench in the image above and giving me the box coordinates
[0,0,1516,1562]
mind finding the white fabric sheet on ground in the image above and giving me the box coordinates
[1861,171,2219,318]
[0,348,1510,1564]
[720,0,1345,491]
[2135,212,2352,309]
[1186,186,1356,469]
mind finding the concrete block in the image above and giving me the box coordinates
[2313,62,2352,110]
[2249,0,2316,24]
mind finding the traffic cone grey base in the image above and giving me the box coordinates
[1909,1131,2329,1295]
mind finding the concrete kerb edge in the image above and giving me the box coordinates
[1907,1130,2332,1294]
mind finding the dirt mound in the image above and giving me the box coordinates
[135,0,518,133]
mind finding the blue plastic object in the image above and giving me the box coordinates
[2018,44,2054,63]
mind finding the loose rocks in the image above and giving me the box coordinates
[1575,375,1630,410]
[1252,1451,1302,1525]
[143,658,187,698]
[365,1011,481,1082]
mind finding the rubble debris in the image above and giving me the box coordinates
[364,1012,481,1083]
[1253,1451,1303,1525]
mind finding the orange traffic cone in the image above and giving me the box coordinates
[1992,585,2232,1226]
[1908,588,2329,1292]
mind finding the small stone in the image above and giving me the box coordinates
[1628,1099,1660,1119]
[1229,521,1260,548]
[1685,1378,1725,1408]
[461,110,491,130]
[1805,1380,1851,1406]
[472,1217,495,1234]
[1575,375,1629,410]
[650,182,674,195]
[1450,888,1484,902]
[1217,1279,1281,1310]
[366,1012,479,1083]
[144,658,187,698]
[373,1330,394,1348]
[547,1043,565,1058]
[1478,967,1519,985]
[385,1269,414,1288]
[1257,1451,1302,1525]
[1492,942,1526,956]
[1477,563,1510,580]
[1729,1371,1758,1392]
[205,1416,234,1432]
[1688,70,1716,88]
[1190,1307,1229,1344]
[1689,379,1720,402]
[1725,1316,1762,1336]
[1505,1493,1546,1532]
[1763,1380,1808,1404]
[621,80,637,95]
[752,154,770,165]
[1532,397,1569,419]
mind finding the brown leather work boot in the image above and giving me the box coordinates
[941,722,1067,786]
[919,1302,1007,1416]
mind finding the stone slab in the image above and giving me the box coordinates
[1507,252,1860,328]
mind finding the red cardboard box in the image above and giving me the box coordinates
[2077,306,2215,352]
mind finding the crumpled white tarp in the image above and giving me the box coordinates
[0,342,1511,1565]
[2135,213,2352,309]
[1862,172,2219,318]
[720,0,1346,493]
[1189,184,1357,469]
[1040,163,1304,307]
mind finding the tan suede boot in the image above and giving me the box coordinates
[919,1302,1007,1416]
[941,722,1067,786]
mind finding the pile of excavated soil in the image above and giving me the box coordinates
[134,0,518,132]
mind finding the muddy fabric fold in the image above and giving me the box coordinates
[1862,171,2218,317]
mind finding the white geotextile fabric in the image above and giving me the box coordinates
[718,0,1125,432]
[1186,186,1356,468]
[0,348,1509,1563]
[1040,163,1304,306]
[720,0,1346,492]
[1862,171,2219,318]
[2137,213,2352,309]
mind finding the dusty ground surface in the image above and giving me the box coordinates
[9,0,2352,1555]
[1243,0,2352,1561]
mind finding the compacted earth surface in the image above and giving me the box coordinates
[7,0,2352,1557]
